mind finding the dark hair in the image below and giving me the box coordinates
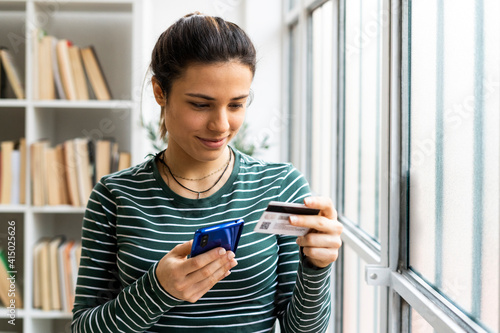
[150,12,257,140]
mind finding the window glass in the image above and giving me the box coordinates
[410,308,434,333]
[342,245,381,333]
[342,0,383,240]
[408,0,499,331]
[309,1,333,196]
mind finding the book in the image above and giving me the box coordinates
[68,45,89,100]
[37,238,51,311]
[32,239,47,309]
[45,147,60,205]
[0,47,24,99]
[50,37,66,99]
[19,138,26,204]
[56,39,77,100]
[49,235,65,310]
[30,140,49,206]
[37,33,56,100]
[110,141,119,173]
[118,152,131,171]
[55,144,70,205]
[63,139,81,207]
[10,149,20,205]
[0,53,6,98]
[95,139,112,181]
[70,242,82,292]
[59,240,76,312]
[1,141,14,204]
[74,138,93,204]
[29,137,127,207]
[33,238,80,312]
[81,46,112,100]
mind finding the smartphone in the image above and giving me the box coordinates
[190,219,245,257]
[254,201,320,236]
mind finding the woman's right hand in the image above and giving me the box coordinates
[155,240,238,303]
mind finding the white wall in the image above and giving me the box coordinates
[140,0,283,162]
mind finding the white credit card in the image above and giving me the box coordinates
[254,201,320,236]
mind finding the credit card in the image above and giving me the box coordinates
[254,201,320,236]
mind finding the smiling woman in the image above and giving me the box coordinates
[152,61,252,179]
[71,12,343,333]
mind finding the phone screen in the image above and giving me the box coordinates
[190,219,244,257]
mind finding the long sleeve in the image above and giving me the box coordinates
[275,166,333,333]
[71,180,183,332]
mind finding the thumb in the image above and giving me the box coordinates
[171,240,193,258]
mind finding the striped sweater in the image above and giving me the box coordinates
[72,148,332,332]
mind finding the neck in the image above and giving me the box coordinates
[163,144,231,180]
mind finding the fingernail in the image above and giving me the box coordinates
[227,251,235,260]
[224,270,231,277]
[231,260,238,267]
[289,216,298,224]
[304,197,312,205]
[219,248,226,256]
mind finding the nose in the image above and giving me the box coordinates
[207,108,230,133]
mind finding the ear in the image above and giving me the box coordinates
[152,76,166,106]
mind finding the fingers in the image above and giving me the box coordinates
[289,196,343,268]
[296,232,342,268]
[185,247,236,274]
[185,255,238,302]
[156,243,238,303]
[296,232,342,249]
[304,196,337,220]
[185,248,238,283]
[176,249,237,303]
[170,240,194,258]
[289,214,343,234]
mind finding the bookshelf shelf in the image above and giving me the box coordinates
[0,1,143,332]
[0,308,25,319]
[0,205,27,213]
[29,206,86,214]
[31,99,136,109]
[28,309,72,319]
[0,100,28,108]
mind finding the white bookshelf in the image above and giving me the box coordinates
[0,1,144,332]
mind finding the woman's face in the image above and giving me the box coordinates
[153,61,253,163]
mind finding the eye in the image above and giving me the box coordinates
[190,102,210,109]
[228,103,244,110]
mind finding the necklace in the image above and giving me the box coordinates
[171,161,229,181]
[159,149,232,199]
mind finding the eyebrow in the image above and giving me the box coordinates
[185,93,249,101]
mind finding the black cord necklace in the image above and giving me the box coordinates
[158,149,232,199]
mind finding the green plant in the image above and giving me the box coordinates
[231,122,270,156]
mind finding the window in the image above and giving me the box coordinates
[408,0,499,331]
[283,0,499,332]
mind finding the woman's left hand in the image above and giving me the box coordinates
[290,196,343,268]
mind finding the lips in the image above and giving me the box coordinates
[197,136,227,149]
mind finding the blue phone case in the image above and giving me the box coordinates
[190,219,245,257]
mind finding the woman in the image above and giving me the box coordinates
[72,12,343,333]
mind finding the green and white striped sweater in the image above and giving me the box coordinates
[72,148,332,332]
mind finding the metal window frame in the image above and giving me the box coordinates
[284,0,495,332]
[387,1,494,332]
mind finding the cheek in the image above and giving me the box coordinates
[230,112,246,131]
[165,109,203,132]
